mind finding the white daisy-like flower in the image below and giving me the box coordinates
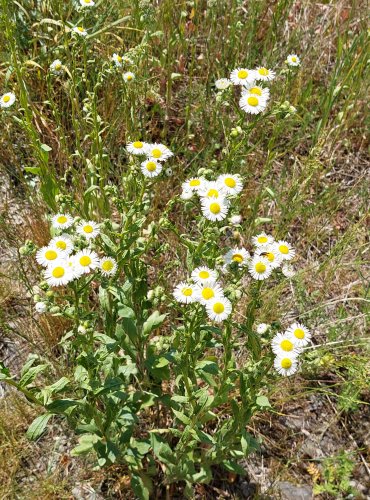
[255,244,282,269]
[241,83,270,100]
[180,189,193,200]
[44,261,74,287]
[181,177,206,192]
[173,282,196,304]
[271,332,301,356]
[286,322,311,347]
[49,59,64,75]
[145,143,173,162]
[140,159,162,178]
[239,93,267,114]
[201,196,229,221]
[0,92,16,108]
[256,323,269,334]
[191,266,218,284]
[230,68,255,86]
[248,256,272,280]
[123,72,135,82]
[229,214,242,226]
[206,296,232,322]
[112,53,123,67]
[224,247,250,267]
[51,213,74,230]
[286,54,300,67]
[76,220,100,240]
[36,246,67,267]
[35,302,47,314]
[65,255,84,280]
[215,78,231,90]
[73,26,88,37]
[80,0,95,6]
[274,354,299,377]
[276,240,295,260]
[99,256,117,276]
[73,249,99,275]
[199,181,227,200]
[49,235,74,255]
[217,174,243,196]
[254,67,275,81]
[282,263,296,278]
[127,141,148,155]
[252,232,274,247]
[194,281,224,305]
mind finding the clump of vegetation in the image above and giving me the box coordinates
[0,0,368,497]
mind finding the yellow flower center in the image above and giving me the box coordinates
[292,57,297,62]
[102,260,114,272]
[57,215,67,224]
[213,302,225,314]
[83,225,93,233]
[151,148,162,158]
[293,328,305,339]
[79,256,92,266]
[199,270,209,279]
[279,244,289,254]
[133,141,143,148]
[189,179,200,187]
[280,339,294,351]
[281,358,292,369]
[52,267,65,278]
[237,69,248,79]
[126,74,133,81]
[84,0,91,3]
[55,63,61,70]
[182,287,193,297]
[56,241,67,250]
[117,55,122,62]
[258,67,269,76]
[247,96,259,107]
[207,189,219,198]
[209,202,220,214]
[202,288,214,300]
[146,161,157,172]
[232,253,244,263]
[3,95,10,103]
[249,87,262,96]
[257,236,268,243]
[77,26,85,32]
[265,252,275,262]
[255,262,266,274]
[224,177,236,188]
[45,250,57,260]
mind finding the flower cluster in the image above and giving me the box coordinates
[222,232,296,280]
[126,141,173,178]
[173,267,232,323]
[181,173,243,221]
[35,213,117,288]
[272,322,311,376]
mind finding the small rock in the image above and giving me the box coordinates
[276,481,313,500]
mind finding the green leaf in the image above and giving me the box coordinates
[172,409,191,425]
[150,434,175,465]
[71,434,99,456]
[130,472,152,500]
[196,360,219,375]
[46,399,79,414]
[256,395,271,408]
[26,413,52,441]
[222,460,246,476]
[46,377,70,394]
[142,311,167,337]
[40,143,52,152]
[24,166,41,175]
[19,363,48,387]
[117,304,136,319]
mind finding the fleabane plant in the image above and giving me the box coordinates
[1,145,313,498]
